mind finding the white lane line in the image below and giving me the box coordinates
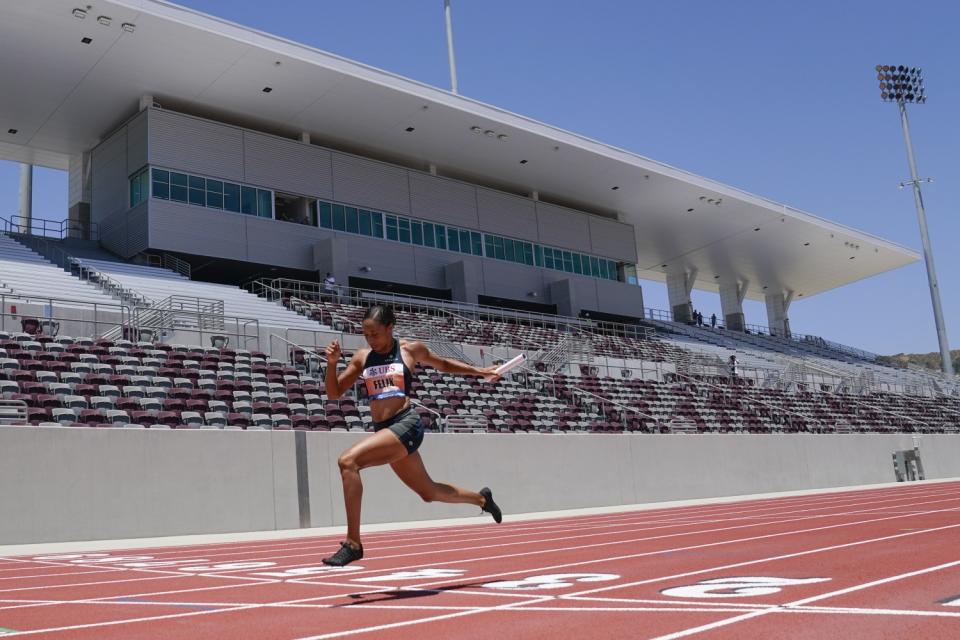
[4,482,950,561]
[562,523,960,599]
[248,493,960,581]
[644,558,960,639]
[391,502,960,590]
[290,596,557,640]
[4,492,957,637]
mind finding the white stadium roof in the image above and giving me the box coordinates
[0,0,919,301]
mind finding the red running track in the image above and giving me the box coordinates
[2,481,960,639]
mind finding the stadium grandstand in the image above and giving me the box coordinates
[0,0,958,545]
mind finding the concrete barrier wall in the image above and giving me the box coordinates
[2,426,958,545]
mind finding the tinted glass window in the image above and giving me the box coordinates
[423,223,435,247]
[345,207,359,234]
[206,180,223,209]
[223,183,240,212]
[333,205,346,231]
[435,224,446,249]
[188,176,205,206]
[240,186,257,214]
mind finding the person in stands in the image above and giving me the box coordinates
[321,304,503,567]
[728,355,740,382]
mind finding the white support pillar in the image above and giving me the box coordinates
[299,132,311,144]
[666,268,697,323]
[139,94,154,111]
[429,163,438,176]
[719,279,749,332]
[765,290,793,338]
[17,163,33,233]
[68,152,92,239]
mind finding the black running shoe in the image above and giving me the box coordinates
[479,487,502,523]
[322,541,363,567]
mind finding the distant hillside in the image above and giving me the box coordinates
[877,350,960,372]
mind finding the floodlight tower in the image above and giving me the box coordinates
[876,64,953,376]
[444,0,458,94]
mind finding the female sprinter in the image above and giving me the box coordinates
[321,304,503,567]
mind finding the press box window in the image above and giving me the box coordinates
[275,193,317,226]
[129,167,149,207]
[150,168,169,201]
[188,176,206,206]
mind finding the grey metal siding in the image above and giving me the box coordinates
[126,111,149,175]
[344,236,417,282]
[477,188,538,242]
[480,260,545,301]
[148,110,243,181]
[331,153,410,214]
[409,172,479,228]
[91,128,128,226]
[243,131,333,198]
[148,201,249,260]
[98,202,148,259]
[536,202,591,252]
[589,216,637,263]
[413,247,458,290]
[542,271,600,312]
[127,203,149,256]
[244,216,324,270]
[595,280,645,317]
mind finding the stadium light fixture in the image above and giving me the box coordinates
[877,64,954,376]
[444,0,458,94]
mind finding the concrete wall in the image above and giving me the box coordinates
[2,426,958,545]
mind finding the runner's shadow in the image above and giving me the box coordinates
[336,582,489,607]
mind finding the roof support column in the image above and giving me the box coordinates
[719,279,749,332]
[17,163,32,234]
[68,152,92,240]
[666,268,697,323]
[765,290,793,338]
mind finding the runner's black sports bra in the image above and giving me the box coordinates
[361,339,414,401]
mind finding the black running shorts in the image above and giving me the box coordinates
[373,407,424,455]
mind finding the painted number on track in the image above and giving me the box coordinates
[483,573,620,590]
[661,576,831,598]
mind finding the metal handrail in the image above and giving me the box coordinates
[0,292,131,340]
[249,277,657,350]
[0,214,99,240]
[518,365,665,429]
[668,366,828,432]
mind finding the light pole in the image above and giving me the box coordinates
[444,0,458,94]
[876,64,953,376]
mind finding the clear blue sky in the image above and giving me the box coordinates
[2,0,958,356]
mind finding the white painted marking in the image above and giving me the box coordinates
[647,558,960,639]
[352,569,466,583]
[661,576,831,598]
[177,562,276,573]
[483,573,619,591]
[253,566,364,578]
